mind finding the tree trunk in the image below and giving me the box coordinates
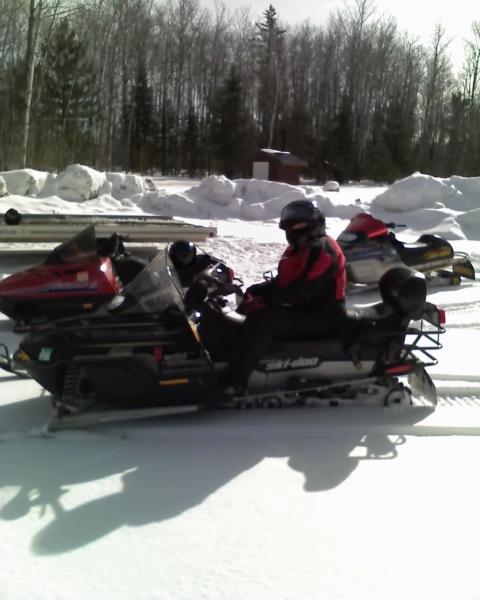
[21,0,41,168]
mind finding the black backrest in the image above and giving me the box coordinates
[379,267,427,320]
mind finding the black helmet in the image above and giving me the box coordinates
[4,208,22,225]
[169,240,197,268]
[279,199,326,246]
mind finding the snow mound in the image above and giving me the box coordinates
[371,172,455,212]
[139,191,200,218]
[106,172,144,199]
[443,175,480,211]
[195,175,236,207]
[54,164,111,202]
[323,180,340,192]
[456,209,480,240]
[235,178,305,203]
[0,168,49,196]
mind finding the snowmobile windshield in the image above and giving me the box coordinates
[112,248,184,315]
[44,225,98,265]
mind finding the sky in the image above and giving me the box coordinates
[203,0,477,72]
[1,166,480,599]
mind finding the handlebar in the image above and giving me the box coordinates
[386,222,406,229]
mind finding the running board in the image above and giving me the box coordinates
[47,404,202,431]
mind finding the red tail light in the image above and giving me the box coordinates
[228,267,235,283]
[153,346,163,361]
[385,364,414,375]
[438,308,446,324]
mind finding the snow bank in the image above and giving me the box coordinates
[106,172,144,199]
[323,180,340,192]
[139,191,201,218]
[53,164,111,202]
[0,168,49,196]
[3,165,480,241]
[455,209,480,240]
[196,175,236,206]
[443,175,480,211]
[371,172,455,212]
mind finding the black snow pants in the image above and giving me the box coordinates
[228,302,346,388]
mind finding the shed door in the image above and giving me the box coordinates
[252,161,269,180]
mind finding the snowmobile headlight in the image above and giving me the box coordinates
[108,295,125,310]
[16,350,31,363]
[187,318,201,342]
[337,232,357,243]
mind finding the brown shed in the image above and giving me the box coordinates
[252,148,308,185]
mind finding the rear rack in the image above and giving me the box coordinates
[403,305,445,367]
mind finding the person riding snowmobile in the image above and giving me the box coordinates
[169,240,220,288]
[225,199,347,395]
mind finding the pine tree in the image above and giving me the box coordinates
[444,91,468,174]
[210,66,253,178]
[38,18,97,167]
[254,5,286,147]
[182,106,199,178]
[321,95,355,183]
[129,56,155,173]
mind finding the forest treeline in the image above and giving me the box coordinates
[0,0,479,182]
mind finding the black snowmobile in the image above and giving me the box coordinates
[10,247,445,430]
[337,212,475,293]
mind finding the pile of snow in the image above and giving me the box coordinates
[371,172,457,212]
[323,180,340,192]
[53,164,111,202]
[0,168,49,196]
[444,175,480,211]
[106,172,144,199]
[455,209,480,240]
[196,175,236,206]
[2,164,480,240]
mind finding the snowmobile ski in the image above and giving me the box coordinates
[46,404,201,431]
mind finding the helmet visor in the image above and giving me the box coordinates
[279,202,317,229]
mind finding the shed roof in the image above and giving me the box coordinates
[257,148,308,168]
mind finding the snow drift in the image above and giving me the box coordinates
[1,164,480,240]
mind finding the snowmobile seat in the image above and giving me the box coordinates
[390,234,453,266]
[270,269,426,359]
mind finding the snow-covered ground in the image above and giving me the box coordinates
[1,166,480,600]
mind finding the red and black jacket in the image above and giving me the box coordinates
[268,235,346,309]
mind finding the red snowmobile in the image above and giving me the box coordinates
[0,225,148,330]
[337,212,475,293]
[0,226,232,333]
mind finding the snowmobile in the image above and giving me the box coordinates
[10,247,445,430]
[0,226,230,333]
[0,225,151,331]
[337,212,475,293]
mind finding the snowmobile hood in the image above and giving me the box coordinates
[0,257,121,300]
[339,212,388,241]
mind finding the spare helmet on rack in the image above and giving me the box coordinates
[168,240,197,269]
[279,199,326,246]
